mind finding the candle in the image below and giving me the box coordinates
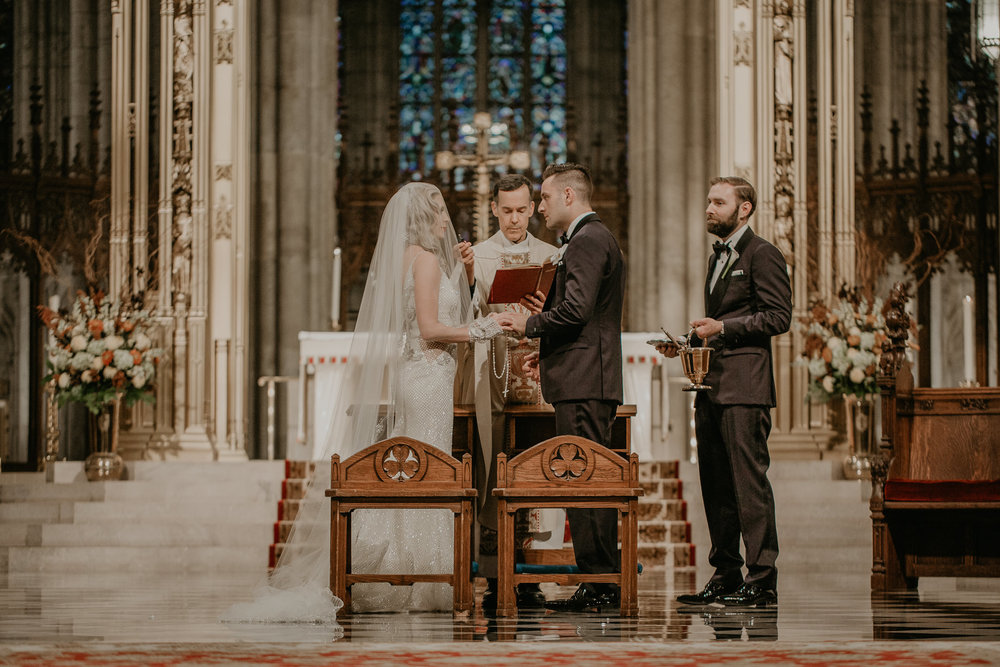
[48,295,60,312]
[963,295,975,383]
[332,247,342,329]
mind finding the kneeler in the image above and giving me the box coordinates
[492,435,644,617]
[326,436,478,614]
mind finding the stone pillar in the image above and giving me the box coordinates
[251,0,338,458]
[627,0,716,462]
[755,0,825,456]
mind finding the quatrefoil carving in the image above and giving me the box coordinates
[382,444,419,481]
[549,443,588,480]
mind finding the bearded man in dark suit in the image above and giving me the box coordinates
[503,163,626,612]
[659,176,791,608]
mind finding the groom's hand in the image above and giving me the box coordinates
[502,311,529,336]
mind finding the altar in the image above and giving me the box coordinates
[288,331,670,461]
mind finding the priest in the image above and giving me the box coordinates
[465,173,560,611]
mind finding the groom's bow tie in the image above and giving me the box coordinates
[713,241,729,259]
[559,233,571,246]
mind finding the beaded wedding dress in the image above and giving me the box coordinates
[347,261,460,612]
[223,182,481,623]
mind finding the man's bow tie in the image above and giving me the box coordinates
[713,241,729,259]
[559,233,570,246]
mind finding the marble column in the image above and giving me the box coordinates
[627,0,716,462]
[251,0,338,459]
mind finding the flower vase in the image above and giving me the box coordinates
[84,396,125,482]
[842,394,875,480]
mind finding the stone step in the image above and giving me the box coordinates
[0,472,46,485]
[0,478,284,504]
[0,502,74,523]
[2,545,267,573]
[10,522,273,547]
[45,460,287,485]
[70,500,276,523]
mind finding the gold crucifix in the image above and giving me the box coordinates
[435,112,530,243]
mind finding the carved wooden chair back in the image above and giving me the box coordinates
[493,435,643,617]
[326,436,477,614]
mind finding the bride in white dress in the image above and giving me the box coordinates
[224,182,505,623]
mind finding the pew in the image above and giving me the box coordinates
[870,283,1000,591]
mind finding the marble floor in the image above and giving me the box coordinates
[2,569,1000,663]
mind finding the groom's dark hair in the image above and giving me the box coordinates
[542,163,592,204]
[492,173,533,201]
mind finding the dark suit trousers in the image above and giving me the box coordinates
[694,400,779,589]
[553,399,621,582]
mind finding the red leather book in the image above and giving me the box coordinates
[487,261,557,304]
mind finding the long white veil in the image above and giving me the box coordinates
[223,182,472,623]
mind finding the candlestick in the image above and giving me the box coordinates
[332,247,342,330]
[963,295,975,383]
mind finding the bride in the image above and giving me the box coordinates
[224,182,507,622]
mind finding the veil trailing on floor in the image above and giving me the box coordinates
[223,182,473,623]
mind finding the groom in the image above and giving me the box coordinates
[503,162,626,612]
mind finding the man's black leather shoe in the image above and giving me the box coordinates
[481,583,546,612]
[676,580,742,606]
[516,584,547,609]
[718,583,777,607]
[544,585,620,613]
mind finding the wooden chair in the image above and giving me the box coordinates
[871,283,1000,590]
[492,435,644,617]
[325,436,477,614]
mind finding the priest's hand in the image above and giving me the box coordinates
[455,241,475,285]
[519,290,545,314]
[690,317,723,340]
[522,351,540,382]
[501,311,529,336]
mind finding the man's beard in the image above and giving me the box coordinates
[707,208,740,237]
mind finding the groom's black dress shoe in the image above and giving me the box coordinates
[481,583,546,612]
[676,580,742,606]
[544,584,620,613]
[717,583,777,607]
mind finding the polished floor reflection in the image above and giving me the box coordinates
[2,571,1000,648]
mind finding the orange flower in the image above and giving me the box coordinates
[120,320,135,333]
[131,349,142,365]
[847,334,861,347]
[822,347,833,363]
[101,350,114,366]
[88,319,104,337]
[112,371,127,389]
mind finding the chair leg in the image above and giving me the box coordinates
[330,505,349,608]
[496,501,517,617]
[621,505,639,617]
[453,505,472,615]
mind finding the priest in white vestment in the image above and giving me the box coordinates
[461,174,561,609]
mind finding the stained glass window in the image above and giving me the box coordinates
[946,0,997,159]
[398,0,567,180]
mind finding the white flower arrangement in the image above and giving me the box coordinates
[797,287,889,402]
[39,291,164,414]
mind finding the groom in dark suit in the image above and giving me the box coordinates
[503,163,626,612]
[659,176,791,608]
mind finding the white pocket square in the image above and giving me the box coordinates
[731,269,744,276]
